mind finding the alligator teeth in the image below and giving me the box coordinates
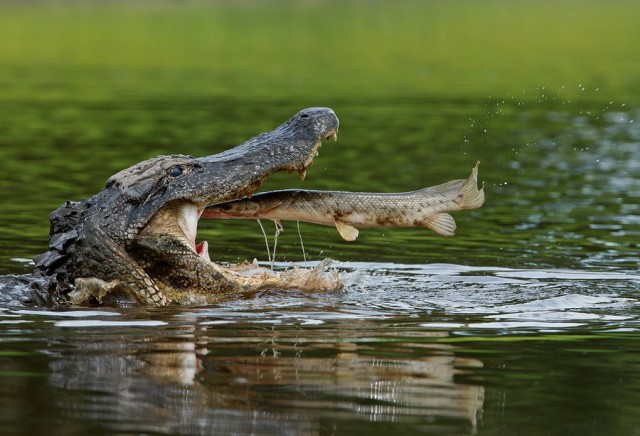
[178,203,200,250]
[298,169,306,181]
[196,241,210,261]
[325,131,337,141]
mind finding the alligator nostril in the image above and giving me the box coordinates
[300,113,309,119]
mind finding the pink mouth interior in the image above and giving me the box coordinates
[195,241,210,261]
[178,203,211,261]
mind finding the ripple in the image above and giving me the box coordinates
[55,320,167,328]
[488,311,631,321]
[468,321,584,329]
[12,309,121,318]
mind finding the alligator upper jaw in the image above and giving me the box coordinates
[140,111,338,261]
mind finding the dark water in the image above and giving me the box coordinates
[1,95,639,434]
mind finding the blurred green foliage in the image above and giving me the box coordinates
[0,0,639,101]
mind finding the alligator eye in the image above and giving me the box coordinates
[169,166,183,177]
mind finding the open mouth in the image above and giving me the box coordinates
[175,202,211,261]
[143,127,338,262]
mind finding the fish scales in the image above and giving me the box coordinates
[203,162,484,240]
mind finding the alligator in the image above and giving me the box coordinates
[0,108,340,306]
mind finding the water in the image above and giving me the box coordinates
[1,2,640,434]
[1,96,638,434]
[1,263,639,434]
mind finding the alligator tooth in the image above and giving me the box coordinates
[298,169,306,181]
[330,131,338,141]
[196,241,210,262]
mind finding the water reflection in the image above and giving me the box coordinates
[1,259,639,433]
[46,314,484,433]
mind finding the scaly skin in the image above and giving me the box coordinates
[20,108,339,306]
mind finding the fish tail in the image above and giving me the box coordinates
[460,161,485,209]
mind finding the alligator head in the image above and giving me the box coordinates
[33,108,339,306]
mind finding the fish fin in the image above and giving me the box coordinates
[425,213,457,236]
[335,220,359,241]
[460,161,485,209]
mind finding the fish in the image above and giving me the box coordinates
[203,162,485,241]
